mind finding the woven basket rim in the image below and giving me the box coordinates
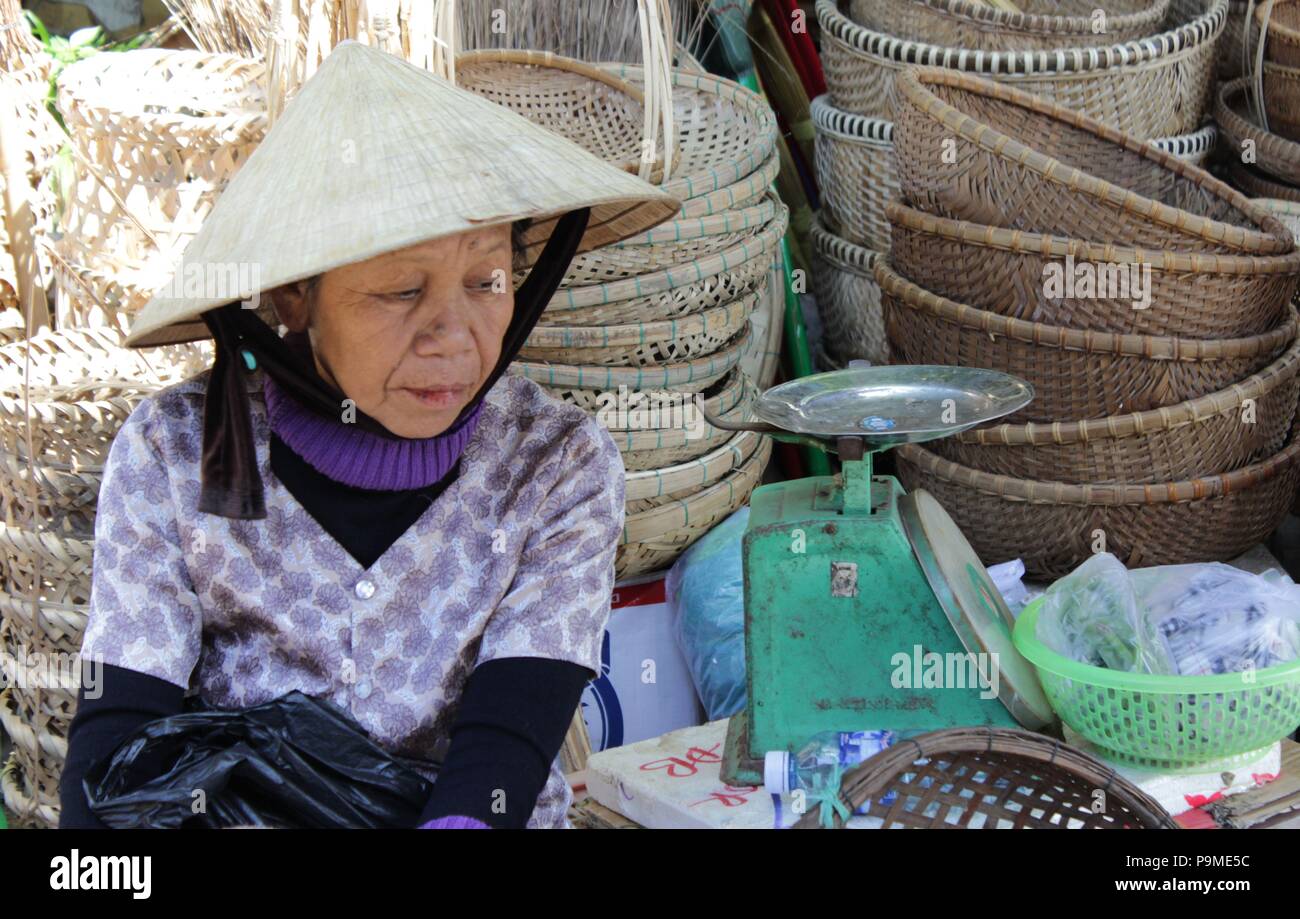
[620,195,779,245]
[530,283,760,346]
[897,0,1171,34]
[56,48,266,138]
[624,429,760,499]
[898,431,1300,504]
[456,49,650,104]
[810,213,882,273]
[513,322,751,387]
[1259,196,1300,216]
[875,260,1297,358]
[1217,77,1300,185]
[1255,0,1300,43]
[810,94,895,141]
[546,203,788,310]
[1229,161,1300,201]
[1152,121,1218,154]
[795,725,1176,829]
[678,153,781,219]
[817,0,1228,74]
[898,66,1292,253]
[600,367,751,432]
[884,199,1300,273]
[954,323,1300,444]
[621,436,770,542]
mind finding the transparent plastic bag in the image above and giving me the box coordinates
[666,506,749,721]
[1035,553,1172,673]
[1131,564,1300,676]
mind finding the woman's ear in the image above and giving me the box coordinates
[270,279,313,333]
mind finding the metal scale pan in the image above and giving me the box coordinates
[702,364,1035,453]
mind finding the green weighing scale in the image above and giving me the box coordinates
[700,365,1057,786]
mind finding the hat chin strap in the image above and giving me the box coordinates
[197,207,593,519]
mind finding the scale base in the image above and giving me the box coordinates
[721,712,764,787]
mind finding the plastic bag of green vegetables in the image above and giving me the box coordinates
[1034,553,1173,673]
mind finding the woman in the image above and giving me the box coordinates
[60,40,678,829]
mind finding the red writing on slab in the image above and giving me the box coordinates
[690,785,762,808]
[639,743,723,778]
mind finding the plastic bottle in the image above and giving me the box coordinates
[763,730,899,805]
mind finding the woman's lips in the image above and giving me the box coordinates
[401,385,467,409]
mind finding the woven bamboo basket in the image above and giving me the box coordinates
[810,214,888,365]
[523,285,759,366]
[0,617,75,827]
[616,435,771,578]
[794,726,1177,829]
[0,328,210,531]
[1259,198,1300,236]
[55,50,266,318]
[1257,0,1300,66]
[894,67,1293,256]
[625,430,762,513]
[1261,60,1300,141]
[0,589,87,659]
[528,324,752,411]
[560,204,779,286]
[542,204,788,322]
[1227,160,1300,200]
[678,153,781,218]
[932,325,1300,482]
[811,95,896,251]
[612,369,757,471]
[1,620,76,738]
[456,50,677,181]
[1152,122,1218,165]
[2,750,58,828]
[817,0,1226,138]
[0,46,62,323]
[877,262,1296,422]
[598,64,780,209]
[45,248,156,334]
[617,196,779,247]
[1217,79,1300,186]
[848,0,1171,52]
[0,523,94,608]
[896,434,1300,578]
[885,202,1300,338]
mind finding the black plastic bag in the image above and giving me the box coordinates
[85,691,435,828]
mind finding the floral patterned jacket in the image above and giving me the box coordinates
[80,369,625,827]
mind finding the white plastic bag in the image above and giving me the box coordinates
[1131,564,1300,676]
[1035,553,1170,673]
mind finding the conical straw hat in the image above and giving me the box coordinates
[127,40,680,348]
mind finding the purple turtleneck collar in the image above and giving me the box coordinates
[262,366,484,492]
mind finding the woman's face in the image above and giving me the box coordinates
[271,225,515,438]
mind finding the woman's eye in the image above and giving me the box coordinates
[389,288,423,301]
[469,278,497,293]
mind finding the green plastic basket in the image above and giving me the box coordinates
[1013,598,1300,773]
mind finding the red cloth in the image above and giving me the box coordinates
[764,0,827,98]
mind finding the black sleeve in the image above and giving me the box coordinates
[59,664,187,829]
[418,657,591,829]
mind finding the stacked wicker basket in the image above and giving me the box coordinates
[0,47,262,828]
[877,67,1300,579]
[0,0,63,342]
[0,328,208,827]
[809,0,1224,369]
[1215,2,1300,202]
[48,49,267,332]
[466,57,786,578]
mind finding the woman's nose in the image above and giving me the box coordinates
[410,296,476,356]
